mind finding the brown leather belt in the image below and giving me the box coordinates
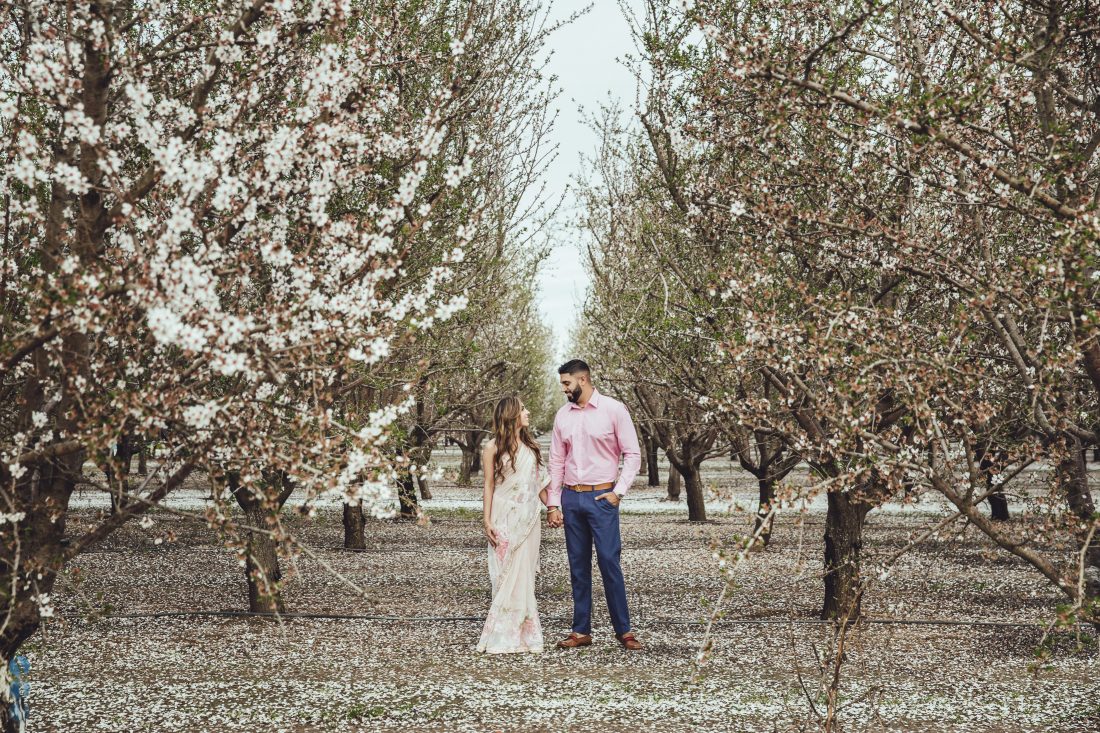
[566,482,615,492]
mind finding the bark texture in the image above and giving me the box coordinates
[1056,443,1100,605]
[230,471,293,613]
[821,491,873,620]
[665,466,681,501]
[343,501,366,550]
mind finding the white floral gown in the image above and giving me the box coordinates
[477,444,549,654]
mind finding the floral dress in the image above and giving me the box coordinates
[477,444,549,654]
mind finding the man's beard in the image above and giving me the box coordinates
[566,386,582,403]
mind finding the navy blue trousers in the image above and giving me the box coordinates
[561,487,631,635]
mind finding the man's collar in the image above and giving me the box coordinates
[571,388,601,410]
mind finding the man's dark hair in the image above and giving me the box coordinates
[558,359,590,376]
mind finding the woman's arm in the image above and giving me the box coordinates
[538,462,551,507]
[482,440,500,546]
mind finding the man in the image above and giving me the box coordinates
[546,359,643,650]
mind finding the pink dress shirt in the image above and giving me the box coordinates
[547,389,642,508]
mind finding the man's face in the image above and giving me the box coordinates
[560,373,585,403]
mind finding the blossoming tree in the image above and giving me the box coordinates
[0,0,551,717]
[613,0,1099,623]
[693,0,1098,620]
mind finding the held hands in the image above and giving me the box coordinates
[546,506,564,529]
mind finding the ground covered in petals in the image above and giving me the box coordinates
[34,456,1100,731]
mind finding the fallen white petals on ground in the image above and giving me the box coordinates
[36,459,1100,732]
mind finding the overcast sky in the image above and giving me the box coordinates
[534,0,643,361]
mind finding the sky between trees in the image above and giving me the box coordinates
[537,0,642,358]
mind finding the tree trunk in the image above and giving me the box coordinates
[821,491,872,620]
[681,463,707,522]
[138,440,148,474]
[396,471,419,519]
[243,504,285,613]
[457,430,484,485]
[411,443,432,500]
[977,444,1010,521]
[665,465,681,501]
[754,476,775,547]
[0,383,85,717]
[107,433,137,514]
[0,597,40,733]
[230,473,291,613]
[646,436,660,487]
[343,501,366,550]
[120,434,136,475]
[987,492,1010,522]
[458,447,476,485]
[417,474,432,500]
[1056,443,1100,604]
[394,444,420,518]
[410,381,433,500]
[1,338,86,732]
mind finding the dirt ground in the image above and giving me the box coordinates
[31,457,1100,732]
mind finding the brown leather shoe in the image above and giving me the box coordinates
[616,632,643,650]
[556,632,592,649]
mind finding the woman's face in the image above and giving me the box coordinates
[519,403,530,428]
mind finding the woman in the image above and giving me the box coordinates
[476,395,549,654]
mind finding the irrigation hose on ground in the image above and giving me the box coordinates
[69,609,1098,631]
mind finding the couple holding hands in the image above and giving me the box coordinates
[476,359,643,654]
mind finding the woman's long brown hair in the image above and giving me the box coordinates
[492,395,542,483]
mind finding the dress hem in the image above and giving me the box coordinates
[477,645,544,655]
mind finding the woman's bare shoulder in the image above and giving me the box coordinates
[483,439,496,454]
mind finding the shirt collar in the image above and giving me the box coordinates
[570,388,601,410]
